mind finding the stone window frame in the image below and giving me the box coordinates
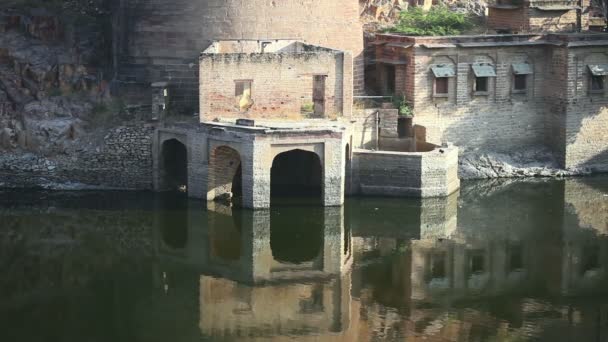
[434,77,450,97]
[511,63,534,95]
[430,64,455,98]
[587,65,607,96]
[234,79,253,97]
[589,75,605,95]
[470,63,496,97]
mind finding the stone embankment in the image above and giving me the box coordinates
[0,125,154,190]
[459,148,590,180]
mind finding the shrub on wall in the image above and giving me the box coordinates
[387,6,475,36]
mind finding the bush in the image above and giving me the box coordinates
[393,96,413,116]
[387,6,474,36]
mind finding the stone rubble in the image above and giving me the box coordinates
[459,148,591,180]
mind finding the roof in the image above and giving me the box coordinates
[531,5,580,11]
[472,64,497,77]
[589,64,608,76]
[512,63,534,75]
[431,65,456,78]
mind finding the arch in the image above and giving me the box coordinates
[160,138,188,192]
[208,145,243,203]
[270,149,323,202]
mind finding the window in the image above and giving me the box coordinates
[235,80,252,97]
[588,65,608,94]
[469,250,485,274]
[430,64,455,97]
[512,63,533,94]
[475,77,488,93]
[591,75,605,93]
[471,63,496,95]
[435,77,449,96]
[514,74,527,91]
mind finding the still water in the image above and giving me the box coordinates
[1,177,608,341]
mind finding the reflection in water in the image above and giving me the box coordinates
[1,177,608,341]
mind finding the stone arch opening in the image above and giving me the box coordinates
[161,139,188,192]
[208,146,242,203]
[270,149,322,203]
[270,207,324,264]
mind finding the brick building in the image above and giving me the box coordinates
[374,32,608,171]
[487,0,590,33]
[199,40,353,121]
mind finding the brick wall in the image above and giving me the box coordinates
[200,51,349,121]
[409,44,548,153]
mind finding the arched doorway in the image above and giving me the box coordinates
[270,149,322,204]
[161,139,188,192]
[208,146,242,204]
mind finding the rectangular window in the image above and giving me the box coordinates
[235,80,252,97]
[514,74,527,91]
[435,77,449,96]
[591,75,605,93]
[475,77,488,93]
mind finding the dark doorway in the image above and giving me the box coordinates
[313,75,326,117]
[271,149,322,204]
[384,64,396,95]
[161,139,188,192]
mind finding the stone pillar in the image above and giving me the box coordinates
[323,139,345,207]
[242,141,271,209]
[188,130,206,199]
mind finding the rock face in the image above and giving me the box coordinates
[459,148,590,180]
[0,7,109,152]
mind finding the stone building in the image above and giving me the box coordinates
[111,0,364,113]
[374,32,608,171]
[487,0,590,33]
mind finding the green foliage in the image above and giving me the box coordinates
[387,6,475,36]
[393,96,413,116]
[300,102,314,113]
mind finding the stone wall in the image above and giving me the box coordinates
[199,49,350,121]
[351,145,460,198]
[113,0,364,112]
[375,33,608,172]
[0,125,154,189]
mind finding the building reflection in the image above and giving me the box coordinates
[155,202,353,340]
[151,181,608,341]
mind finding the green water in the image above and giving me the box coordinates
[1,177,608,341]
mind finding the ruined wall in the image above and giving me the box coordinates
[114,0,364,112]
[199,51,349,121]
[352,145,460,198]
[0,125,154,189]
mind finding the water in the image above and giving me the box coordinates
[1,177,608,341]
